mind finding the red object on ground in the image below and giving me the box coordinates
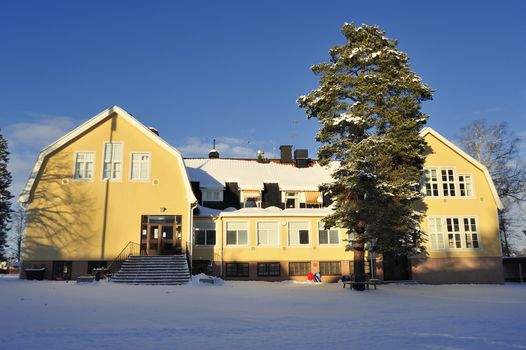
[307,272,314,281]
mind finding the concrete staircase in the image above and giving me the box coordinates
[111,255,190,285]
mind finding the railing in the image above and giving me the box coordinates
[108,241,144,274]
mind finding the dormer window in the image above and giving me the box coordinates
[202,189,223,202]
[285,192,299,208]
[241,190,261,208]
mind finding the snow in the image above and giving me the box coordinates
[0,278,524,349]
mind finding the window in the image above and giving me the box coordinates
[257,263,281,277]
[226,222,248,246]
[285,192,300,208]
[226,263,249,277]
[288,222,309,245]
[423,169,439,196]
[194,222,216,246]
[320,261,341,275]
[441,169,456,196]
[103,142,123,180]
[318,222,339,245]
[458,175,473,197]
[446,218,462,248]
[203,189,223,202]
[130,153,150,180]
[241,190,261,208]
[428,217,445,250]
[74,152,95,180]
[463,217,479,248]
[289,262,310,276]
[257,222,279,246]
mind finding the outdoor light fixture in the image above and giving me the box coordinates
[160,207,166,213]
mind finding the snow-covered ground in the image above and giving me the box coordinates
[0,275,524,350]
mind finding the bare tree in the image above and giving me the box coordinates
[457,120,526,255]
[8,206,25,261]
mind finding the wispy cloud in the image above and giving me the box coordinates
[177,136,277,158]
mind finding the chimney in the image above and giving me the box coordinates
[208,139,219,159]
[279,145,293,163]
[294,149,309,168]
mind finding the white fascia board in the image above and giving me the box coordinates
[420,127,503,209]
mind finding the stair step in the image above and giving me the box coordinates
[111,255,190,285]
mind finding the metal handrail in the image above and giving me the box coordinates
[108,241,144,273]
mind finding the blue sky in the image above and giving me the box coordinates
[1,0,525,199]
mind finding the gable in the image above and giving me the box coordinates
[19,106,197,205]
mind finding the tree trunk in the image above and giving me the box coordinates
[353,240,366,291]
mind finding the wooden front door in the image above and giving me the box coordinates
[141,215,183,255]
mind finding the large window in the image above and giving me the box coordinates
[226,222,248,246]
[288,222,309,246]
[289,262,310,276]
[130,153,150,180]
[318,221,339,245]
[257,222,279,246]
[226,263,249,277]
[102,142,123,180]
[441,169,456,196]
[424,169,439,196]
[257,263,280,277]
[320,261,341,275]
[74,152,95,180]
[202,189,223,202]
[458,175,473,197]
[428,217,480,250]
[194,222,216,246]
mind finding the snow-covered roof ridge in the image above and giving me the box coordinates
[184,158,336,191]
[419,127,503,209]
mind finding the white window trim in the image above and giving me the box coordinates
[225,221,250,247]
[427,216,482,251]
[129,152,151,182]
[202,188,224,202]
[458,173,476,198]
[287,220,311,247]
[317,220,340,246]
[240,191,262,208]
[194,221,216,246]
[101,141,124,182]
[283,191,301,209]
[72,151,96,182]
[256,221,280,247]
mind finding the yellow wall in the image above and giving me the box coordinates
[23,112,192,261]
[193,216,354,263]
[422,133,501,258]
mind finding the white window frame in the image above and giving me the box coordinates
[240,191,262,208]
[256,221,280,247]
[284,191,300,209]
[441,169,457,196]
[428,217,445,250]
[287,221,310,246]
[129,152,151,181]
[194,221,216,246]
[225,221,249,246]
[101,142,123,181]
[317,221,340,245]
[202,189,223,202]
[423,168,439,197]
[458,174,474,197]
[428,216,481,251]
[73,151,95,181]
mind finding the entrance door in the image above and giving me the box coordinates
[382,253,411,281]
[140,215,183,255]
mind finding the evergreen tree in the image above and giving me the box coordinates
[0,130,13,260]
[298,23,433,289]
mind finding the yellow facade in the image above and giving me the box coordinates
[22,109,195,263]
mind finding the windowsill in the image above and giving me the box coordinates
[129,179,151,182]
[71,178,95,182]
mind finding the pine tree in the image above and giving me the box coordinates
[298,23,433,289]
[0,130,13,260]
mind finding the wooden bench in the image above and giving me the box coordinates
[343,278,380,290]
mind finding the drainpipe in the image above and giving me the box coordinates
[220,215,224,278]
[189,201,198,273]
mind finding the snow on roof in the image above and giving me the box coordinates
[195,205,333,218]
[184,158,336,191]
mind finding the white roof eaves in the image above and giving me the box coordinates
[18,105,197,205]
[420,127,503,209]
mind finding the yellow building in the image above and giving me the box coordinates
[19,106,504,283]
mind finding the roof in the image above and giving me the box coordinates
[184,158,336,191]
[18,106,198,205]
[419,127,503,209]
